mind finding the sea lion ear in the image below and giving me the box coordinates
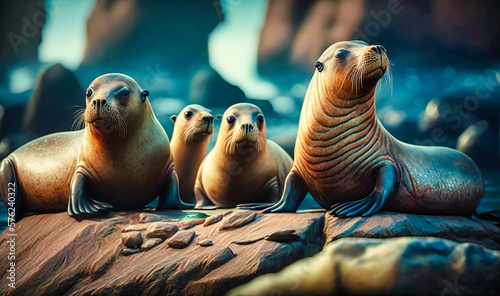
[141,89,149,102]
[215,114,222,120]
[171,115,177,122]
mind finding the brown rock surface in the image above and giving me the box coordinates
[0,210,324,295]
[325,212,500,249]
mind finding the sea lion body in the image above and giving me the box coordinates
[1,73,189,219]
[170,104,216,203]
[195,103,293,208]
[265,41,483,216]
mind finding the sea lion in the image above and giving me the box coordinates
[194,103,293,208]
[0,73,191,219]
[264,41,483,217]
[170,104,219,204]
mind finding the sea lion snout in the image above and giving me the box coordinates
[363,44,388,78]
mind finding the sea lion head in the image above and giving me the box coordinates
[80,73,149,138]
[314,40,389,99]
[218,103,266,154]
[171,104,219,143]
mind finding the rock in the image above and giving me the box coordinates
[0,211,323,295]
[265,230,300,243]
[24,64,84,136]
[167,230,196,249]
[179,217,206,230]
[145,222,178,239]
[325,212,500,250]
[121,231,143,249]
[122,223,156,232]
[138,213,164,223]
[204,214,223,227]
[121,248,140,256]
[197,239,213,247]
[220,211,258,230]
[229,237,500,296]
[141,238,163,250]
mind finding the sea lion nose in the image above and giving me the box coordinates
[369,45,381,54]
[241,123,254,133]
[203,115,214,125]
[378,45,386,53]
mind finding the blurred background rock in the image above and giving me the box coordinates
[0,0,499,171]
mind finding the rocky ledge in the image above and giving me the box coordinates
[0,210,498,295]
[229,236,500,296]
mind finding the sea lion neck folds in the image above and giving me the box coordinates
[263,41,483,217]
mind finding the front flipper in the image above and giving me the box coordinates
[68,172,112,218]
[262,171,308,213]
[157,170,194,210]
[330,163,398,217]
[194,183,216,209]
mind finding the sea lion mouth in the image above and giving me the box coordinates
[236,139,257,151]
[365,67,385,80]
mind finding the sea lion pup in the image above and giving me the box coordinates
[263,41,483,217]
[194,103,293,208]
[170,104,220,203]
[0,73,191,219]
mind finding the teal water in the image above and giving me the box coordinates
[1,171,499,232]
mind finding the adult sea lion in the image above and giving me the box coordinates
[264,41,483,217]
[0,73,191,219]
[170,104,219,203]
[194,103,293,208]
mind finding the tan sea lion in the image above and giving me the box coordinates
[264,41,483,217]
[194,103,293,208]
[170,104,220,203]
[0,73,191,219]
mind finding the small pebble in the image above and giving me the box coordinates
[197,239,213,247]
[139,213,163,223]
[122,223,154,232]
[204,214,223,227]
[167,231,195,249]
[141,238,164,250]
[121,231,143,249]
[179,218,206,230]
[146,222,178,239]
[121,248,140,256]
[220,211,256,230]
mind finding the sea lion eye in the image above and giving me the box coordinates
[257,114,264,124]
[118,88,130,99]
[86,88,93,98]
[226,115,236,124]
[184,110,194,118]
[315,61,324,72]
[335,49,349,59]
